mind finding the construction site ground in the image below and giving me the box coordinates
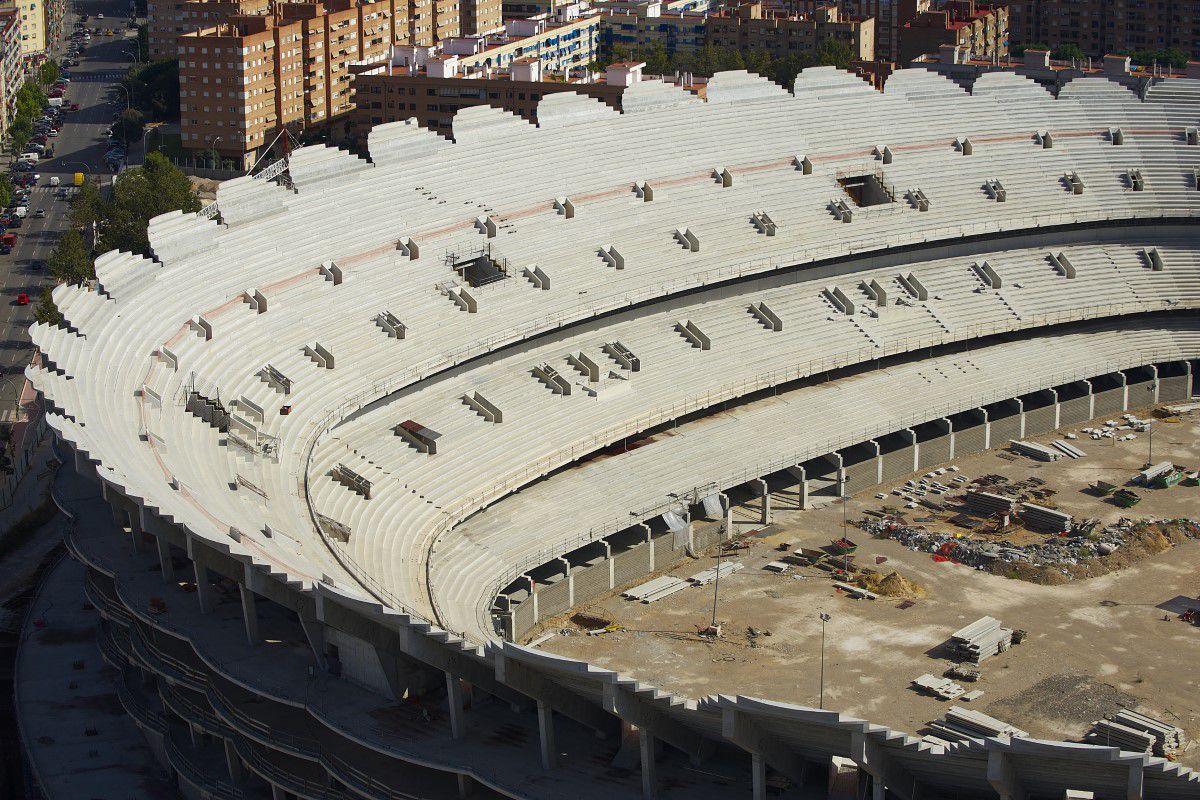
[539,406,1200,767]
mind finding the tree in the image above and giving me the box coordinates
[123,59,180,120]
[113,108,145,145]
[68,180,103,232]
[0,175,12,210]
[1011,42,1049,57]
[717,47,746,71]
[39,60,59,86]
[33,288,61,326]
[48,229,94,285]
[814,38,854,68]
[643,40,671,75]
[1051,43,1086,62]
[97,152,200,255]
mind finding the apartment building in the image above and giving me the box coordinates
[898,0,1007,63]
[706,2,876,62]
[352,54,633,133]
[0,0,63,56]
[1009,0,1199,61]
[597,1,709,55]
[179,0,410,167]
[437,11,601,73]
[151,0,501,60]
[0,8,22,141]
[147,0,270,61]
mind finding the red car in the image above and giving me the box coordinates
[68,103,79,111]
[16,293,28,305]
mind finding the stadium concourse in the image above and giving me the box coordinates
[24,66,1200,800]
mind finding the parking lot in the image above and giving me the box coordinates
[0,0,139,416]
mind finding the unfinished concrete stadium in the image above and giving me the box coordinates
[20,68,1200,800]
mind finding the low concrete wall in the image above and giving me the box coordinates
[1023,405,1056,437]
[1093,387,1124,418]
[1161,374,1191,403]
[917,434,951,469]
[879,446,914,483]
[1058,395,1092,427]
[535,578,570,622]
[612,544,648,587]
[843,458,877,495]
[954,423,987,457]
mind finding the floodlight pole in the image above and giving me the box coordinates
[818,612,831,709]
[711,529,722,628]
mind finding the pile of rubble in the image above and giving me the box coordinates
[1080,414,1152,442]
[858,516,1199,575]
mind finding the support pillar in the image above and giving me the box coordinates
[719,493,732,540]
[537,699,556,770]
[981,407,991,450]
[603,541,614,590]
[223,738,243,783]
[523,575,538,623]
[156,536,174,583]
[640,729,658,800]
[871,441,883,485]
[832,451,845,498]
[1120,370,1130,411]
[1050,388,1061,430]
[1127,761,1144,800]
[755,478,770,524]
[906,428,918,472]
[943,417,955,460]
[239,584,260,646]
[457,773,474,798]
[194,562,215,614]
[1015,398,1026,439]
[751,752,766,800]
[446,671,466,740]
[1150,364,1160,404]
[558,557,573,608]
[1084,379,1095,420]
[272,785,286,800]
[640,523,654,571]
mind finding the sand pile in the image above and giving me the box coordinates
[859,570,927,598]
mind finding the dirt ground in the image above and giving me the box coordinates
[540,406,1200,766]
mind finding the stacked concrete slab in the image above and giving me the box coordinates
[949,616,1014,663]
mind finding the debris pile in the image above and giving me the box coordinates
[1081,414,1152,441]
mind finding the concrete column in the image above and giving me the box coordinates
[223,738,243,782]
[1050,388,1061,430]
[1150,364,1160,403]
[1127,761,1144,800]
[871,441,883,484]
[640,729,657,800]
[194,562,215,614]
[832,451,845,498]
[446,671,466,740]
[188,722,199,748]
[239,584,260,646]
[751,752,766,800]
[523,575,538,623]
[1015,397,1026,439]
[719,493,732,540]
[755,478,770,524]
[640,523,654,571]
[537,699,556,769]
[906,429,918,472]
[457,773,474,798]
[156,537,174,583]
[1120,370,1130,410]
[603,541,614,590]
[1083,379,1095,420]
[980,407,991,450]
[73,447,88,475]
[943,418,955,460]
[271,785,287,800]
[797,467,809,510]
[558,557,573,608]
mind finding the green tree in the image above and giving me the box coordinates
[68,180,104,232]
[123,59,180,120]
[114,108,145,145]
[1051,43,1086,62]
[48,229,94,285]
[33,287,62,326]
[1010,42,1049,57]
[691,44,718,77]
[643,40,671,75]
[0,175,12,209]
[39,60,59,85]
[814,38,854,68]
[717,47,746,71]
[98,152,200,255]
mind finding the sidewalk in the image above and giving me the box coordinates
[0,437,62,605]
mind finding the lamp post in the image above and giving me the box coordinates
[112,81,130,113]
[818,612,831,709]
[1146,380,1157,467]
[141,122,162,165]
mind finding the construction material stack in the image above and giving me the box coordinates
[1020,502,1072,533]
[963,491,1017,516]
[1009,440,1063,461]
[949,616,1013,664]
[1087,711,1187,756]
[928,707,1029,743]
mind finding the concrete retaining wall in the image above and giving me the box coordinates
[512,599,536,638]
[989,414,1021,444]
[613,544,648,587]
[1092,387,1124,418]
[1058,395,1092,427]
[843,458,877,495]
[879,447,914,483]
[1126,379,1155,410]
[654,534,685,565]
[1023,405,1056,436]
[917,434,951,470]
[572,561,610,604]
[535,579,570,622]
[1161,374,1191,403]
[954,423,987,457]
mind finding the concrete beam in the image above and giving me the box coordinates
[223,738,243,782]
[752,752,766,800]
[640,729,658,800]
[986,750,1027,800]
[446,672,466,740]
[602,682,713,763]
[496,652,614,736]
[194,563,215,614]
[1127,761,1144,800]
[721,706,806,784]
[239,583,260,646]
[156,536,174,583]
[537,699,556,769]
[852,731,919,800]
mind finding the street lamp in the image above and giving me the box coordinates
[1146,380,1158,467]
[818,612,831,709]
[112,82,130,114]
[141,122,162,165]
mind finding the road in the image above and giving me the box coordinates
[0,0,137,411]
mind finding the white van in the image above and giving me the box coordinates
[19,152,38,163]
[48,176,60,187]
[14,206,27,218]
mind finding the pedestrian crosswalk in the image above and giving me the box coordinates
[69,71,125,82]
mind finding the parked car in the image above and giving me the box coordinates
[15,293,28,306]
[3,232,18,247]
[0,244,11,255]
[34,208,45,218]
[68,103,79,112]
